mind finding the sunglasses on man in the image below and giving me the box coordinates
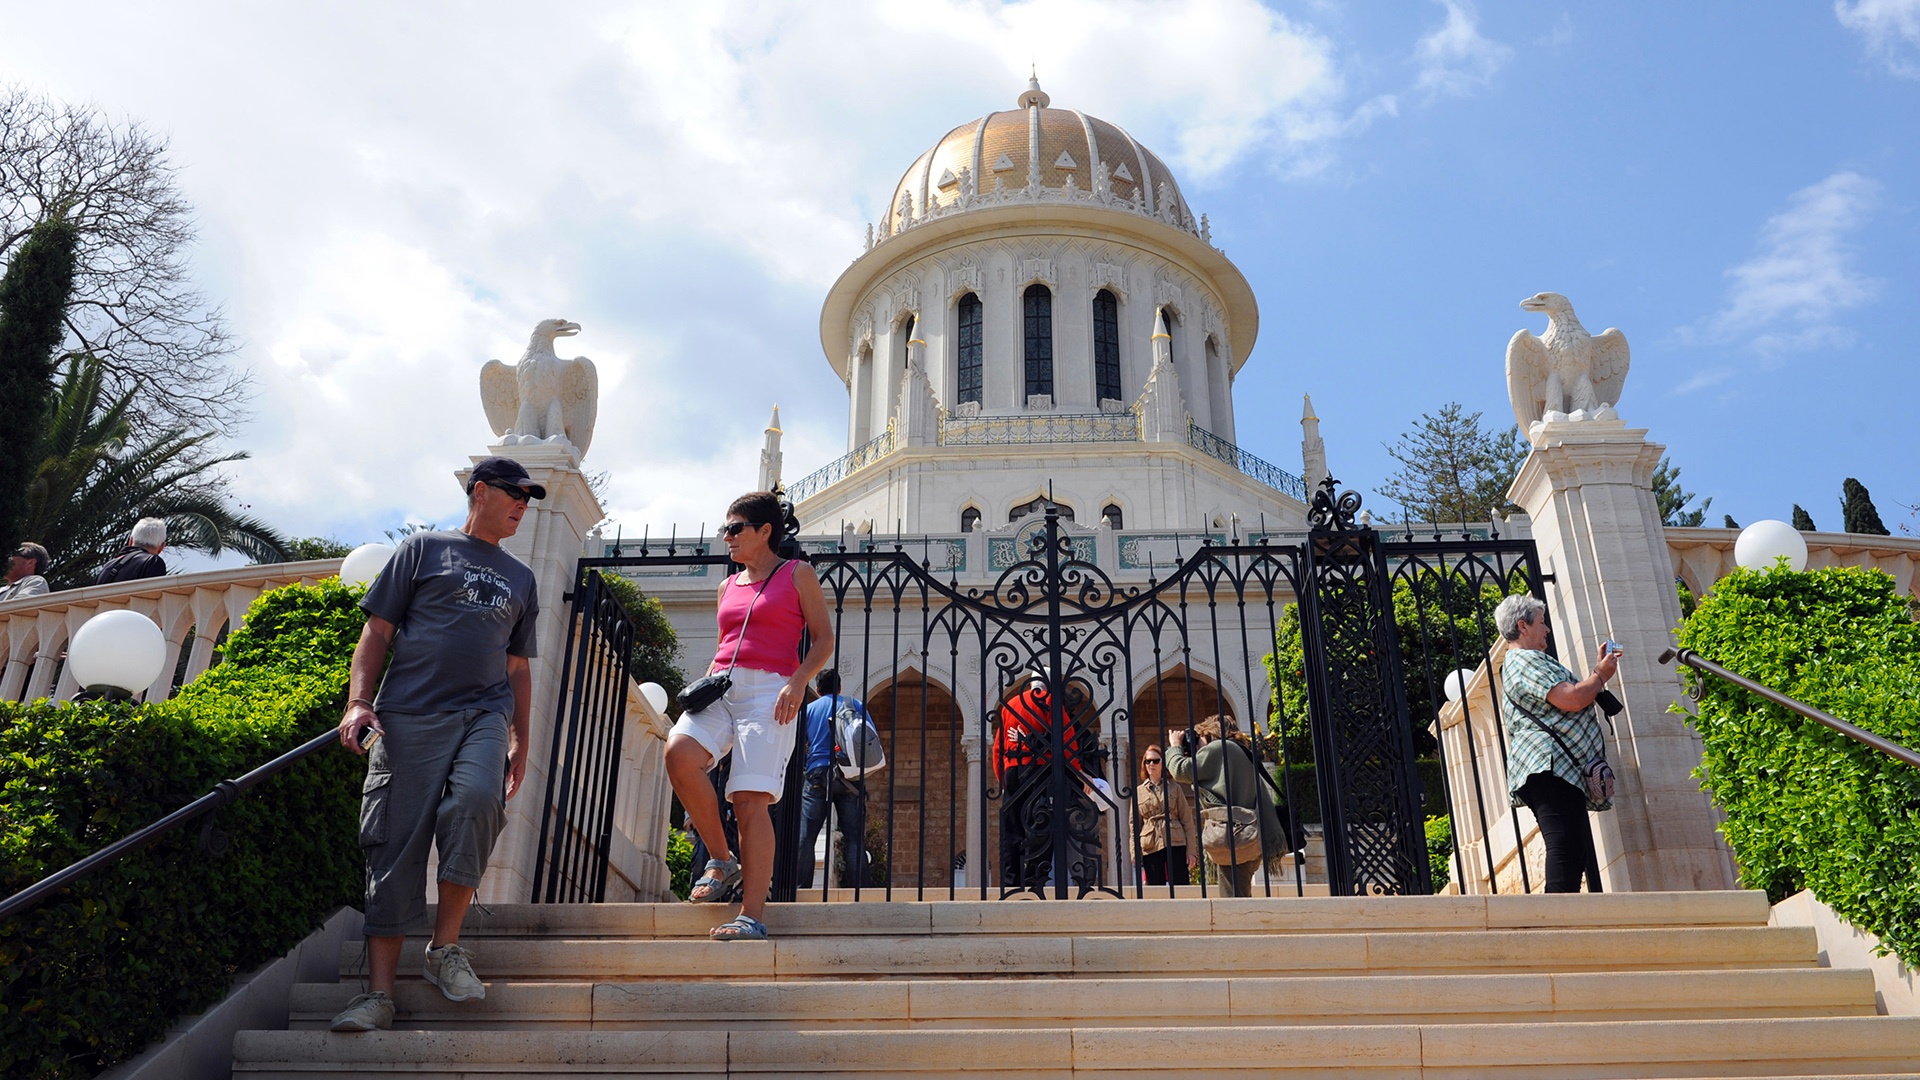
[484,480,531,503]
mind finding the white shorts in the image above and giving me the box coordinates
[669,666,799,802]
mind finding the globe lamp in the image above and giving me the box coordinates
[639,682,669,715]
[1443,668,1475,704]
[340,543,396,587]
[68,609,168,700]
[1733,520,1808,573]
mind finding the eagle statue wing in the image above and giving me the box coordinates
[561,355,598,458]
[1589,327,1630,409]
[480,359,519,437]
[1505,329,1549,430]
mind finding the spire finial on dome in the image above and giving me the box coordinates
[1018,70,1050,109]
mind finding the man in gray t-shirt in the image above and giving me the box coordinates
[329,456,543,1034]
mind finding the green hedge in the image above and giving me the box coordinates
[0,580,366,1079]
[1677,565,1920,965]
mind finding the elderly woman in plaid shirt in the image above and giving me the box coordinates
[1494,594,1621,893]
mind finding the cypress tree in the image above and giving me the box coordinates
[1723,514,1740,529]
[1840,478,1890,535]
[1791,504,1816,532]
[0,216,80,556]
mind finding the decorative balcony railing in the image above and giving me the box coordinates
[940,410,1140,447]
[1188,420,1308,502]
[786,426,896,503]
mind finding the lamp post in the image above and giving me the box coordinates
[1733,520,1808,573]
[68,609,168,701]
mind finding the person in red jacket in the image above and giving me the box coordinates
[993,669,1102,892]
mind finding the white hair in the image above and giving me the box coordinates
[1494,594,1547,641]
[130,517,167,551]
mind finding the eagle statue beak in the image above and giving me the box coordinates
[1519,296,1548,312]
[556,321,582,336]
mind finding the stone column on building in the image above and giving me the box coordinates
[457,441,606,904]
[1134,310,1188,444]
[1507,418,1737,891]
[758,405,784,492]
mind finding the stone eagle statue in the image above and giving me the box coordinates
[480,318,599,456]
[1505,292,1630,430]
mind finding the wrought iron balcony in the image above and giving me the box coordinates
[1187,420,1308,502]
[786,427,895,503]
[940,410,1140,446]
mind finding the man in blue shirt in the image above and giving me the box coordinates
[794,669,870,889]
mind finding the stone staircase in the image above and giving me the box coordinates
[232,891,1920,1077]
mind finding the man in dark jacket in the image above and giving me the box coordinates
[95,518,168,584]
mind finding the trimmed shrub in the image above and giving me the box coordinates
[1676,565,1920,965]
[0,579,366,1079]
[1426,815,1454,892]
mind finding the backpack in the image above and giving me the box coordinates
[831,696,887,779]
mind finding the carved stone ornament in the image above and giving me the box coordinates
[1094,261,1125,295]
[1154,277,1184,312]
[950,262,982,299]
[1505,291,1630,432]
[480,318,599,457]
[1021,257,1054,287]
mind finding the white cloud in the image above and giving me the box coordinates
[1686,171,1880,359]
[1414,1,1513,98]
[1836,0,1920,76]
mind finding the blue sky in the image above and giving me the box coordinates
[0,0,1914,552]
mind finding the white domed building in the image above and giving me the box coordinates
[786,78,1315,547]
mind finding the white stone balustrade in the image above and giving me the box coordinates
[1668,526,1920,598]
[0,559,345,705]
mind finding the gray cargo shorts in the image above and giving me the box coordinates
[358,707,509,937]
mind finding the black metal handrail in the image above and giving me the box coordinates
[0,728,342,921]
[1660,647,1920,770]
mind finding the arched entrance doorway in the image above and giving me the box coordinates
[861,669,965,890]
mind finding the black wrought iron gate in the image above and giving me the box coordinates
[535,479,1551,901]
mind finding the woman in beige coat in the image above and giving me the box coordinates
[1132,744,1197,886]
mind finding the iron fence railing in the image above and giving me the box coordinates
[940,410,1140,446]
[787,427,896,503]
[1188,420,1308,502]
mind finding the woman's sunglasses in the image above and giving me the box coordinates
[720,521,763,538]
[1143,757,1163,765]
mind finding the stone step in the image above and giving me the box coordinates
[378,891,1771,942]
[289,967,1877,1030]
[232,1015,1920,1077]
[335,925,1817,981]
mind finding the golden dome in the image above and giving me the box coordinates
[883,78,1194,237]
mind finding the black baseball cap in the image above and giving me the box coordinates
[468,457,547,500]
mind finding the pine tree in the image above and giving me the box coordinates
[1376,402,1529,524]
[1651,456,1711,527]
[1840,478,1890,536]
[1791,505,1816,531]
[0,216,79,556]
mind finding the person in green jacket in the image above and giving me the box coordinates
[1164,714,1283,896]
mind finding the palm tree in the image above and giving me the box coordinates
[20,355,287,588]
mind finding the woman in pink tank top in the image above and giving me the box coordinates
[664,491,834,941]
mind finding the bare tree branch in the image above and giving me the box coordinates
[0,85,248,439]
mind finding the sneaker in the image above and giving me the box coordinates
[329,990,394,1032]
[423,942,487,1002]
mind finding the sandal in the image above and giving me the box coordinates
[709,914,768,941]
[688,858,741,904]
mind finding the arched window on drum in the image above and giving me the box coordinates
[957,292,983,406]
[1093,289,1121,403]
[1023,284,1053,400]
